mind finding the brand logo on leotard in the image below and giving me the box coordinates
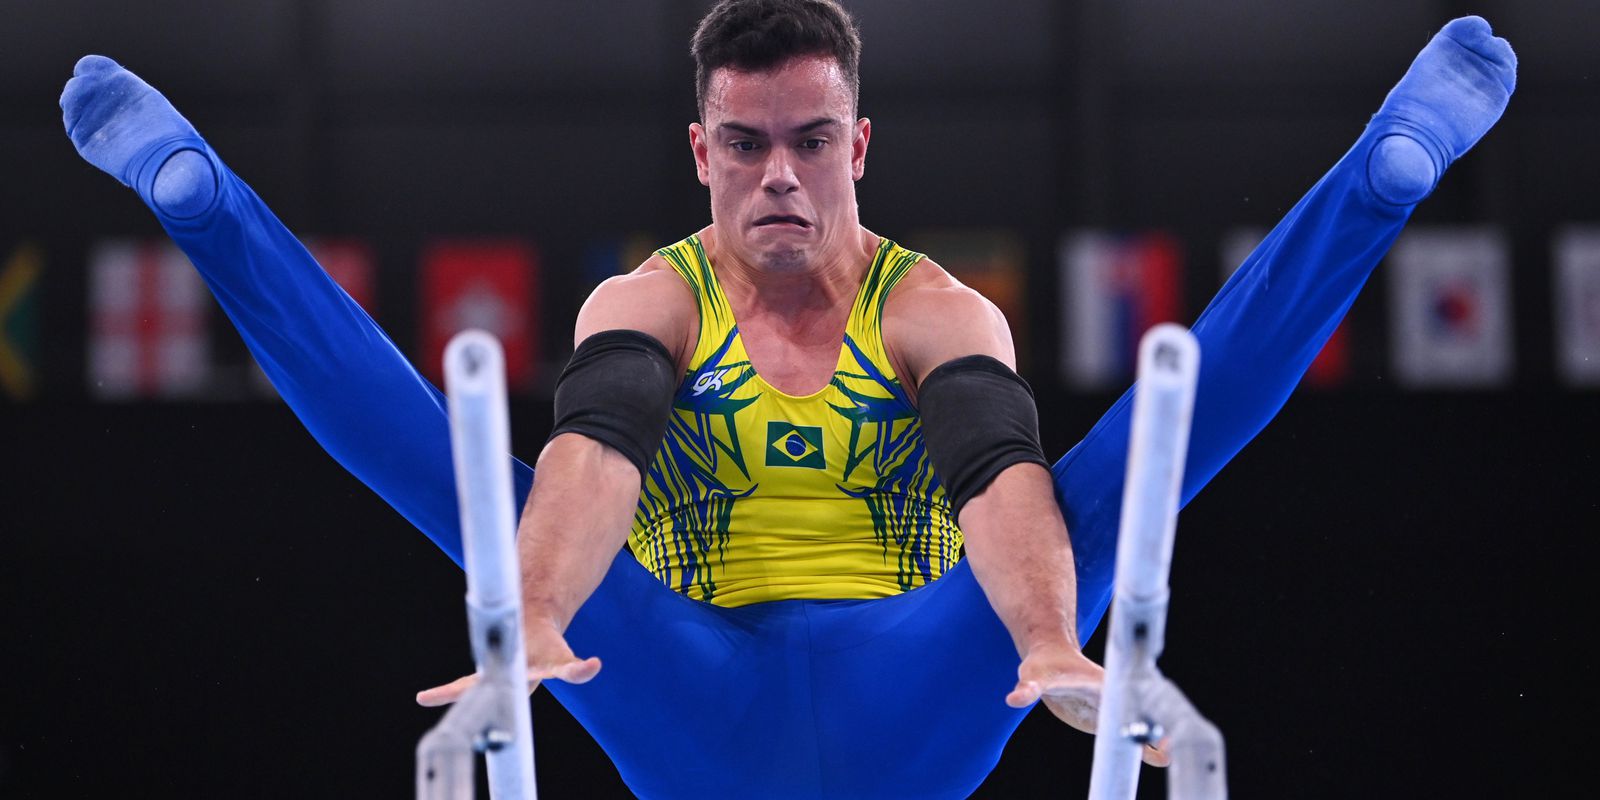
[765,421,825,469]
[692,368,729,396]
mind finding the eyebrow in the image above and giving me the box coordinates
[716,117,844,137]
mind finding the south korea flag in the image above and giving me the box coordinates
[1387,227,1513,389]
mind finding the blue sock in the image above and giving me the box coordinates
[61,55,219,218]
[1365,16,1517,204]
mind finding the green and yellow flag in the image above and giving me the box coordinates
[0,243,41,400]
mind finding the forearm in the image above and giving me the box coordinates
[959,462,1081,656]
[517,433,641,632]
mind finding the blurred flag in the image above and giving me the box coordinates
[581,233,657,296]
[1387,227,1512,388]
[1221,227,1350,388]
[910,229,1029,368]
[1554,227,1600,387]
[87,240,212,399]
[1059,230,1183,388]
[251,238,377,397]
[0,243,41,401]
[420,239,538,390]
[309,238,378,311]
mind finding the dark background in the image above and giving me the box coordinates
[3,1,1597,797]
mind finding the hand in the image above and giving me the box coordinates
[415,622,601,707]
[1005,644,1170,768]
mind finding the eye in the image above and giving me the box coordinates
[800,138,827,150]
[731,141,758,152]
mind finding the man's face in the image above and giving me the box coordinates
[690,55,870,273]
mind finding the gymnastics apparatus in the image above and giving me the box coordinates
[419,323,1222,799]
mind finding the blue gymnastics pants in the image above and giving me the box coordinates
[143,118,1413,796]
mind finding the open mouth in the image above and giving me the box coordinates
[753,214,812,229]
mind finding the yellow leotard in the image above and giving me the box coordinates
[630,234,964,607]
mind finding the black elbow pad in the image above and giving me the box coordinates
[549,330,678,475]
[918,355,1049,516]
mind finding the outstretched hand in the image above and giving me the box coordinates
[1005,644,1170,768]
[415,623,602,707]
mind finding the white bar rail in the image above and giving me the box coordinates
[417,330,537,800]
[1087,323,1226,800]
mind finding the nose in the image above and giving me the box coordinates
[761,149,799,195]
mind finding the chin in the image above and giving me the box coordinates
[756,245,811,272]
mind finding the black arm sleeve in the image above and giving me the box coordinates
[917,354,1050,516]
[548,330,678,475]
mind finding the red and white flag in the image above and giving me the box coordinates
[1386,227,1512,388]
[87,240,211,399]
[309,238,377,311]
[1554,227,1600,387]
[420,239,539,390]
[1221,227,1350,388]
[1059,230,1183,389]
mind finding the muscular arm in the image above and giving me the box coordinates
[886,278,1080,658]
[422,264,695,700]
[517,266,694,637]
[886,269,1166,764]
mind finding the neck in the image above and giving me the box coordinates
[702,224,878,323]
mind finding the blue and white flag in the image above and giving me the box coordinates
[1554,227,1600,387]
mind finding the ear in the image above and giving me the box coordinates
[689,122,711,187]
[851,117,871,181]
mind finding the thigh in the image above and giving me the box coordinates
[804,562,1030,800]
[550,551,824,798]
[162,162,539,561]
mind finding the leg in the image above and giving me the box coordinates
[64,61,798,798]
[805,562,1028,799]
[62,56,533,562]
[1051,17,1517,640]
[555,561,1022,800]
[550,551,827,798]
[155,157,520,562]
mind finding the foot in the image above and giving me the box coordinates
[60,55,218,217]
[1365,16,1517,205]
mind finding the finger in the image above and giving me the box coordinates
[1005,680,1042,709]
[1141,741,1171,768]
[415,673,478,707]
[547,656,602,685]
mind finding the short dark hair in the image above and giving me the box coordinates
[691,0,863,119]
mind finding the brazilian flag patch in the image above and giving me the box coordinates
[765,421,825,469]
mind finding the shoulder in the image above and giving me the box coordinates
[881,255,1016,390]
[883,256,1008,332]
[575,252,698,368]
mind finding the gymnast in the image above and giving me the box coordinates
[60,1,1514,796]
